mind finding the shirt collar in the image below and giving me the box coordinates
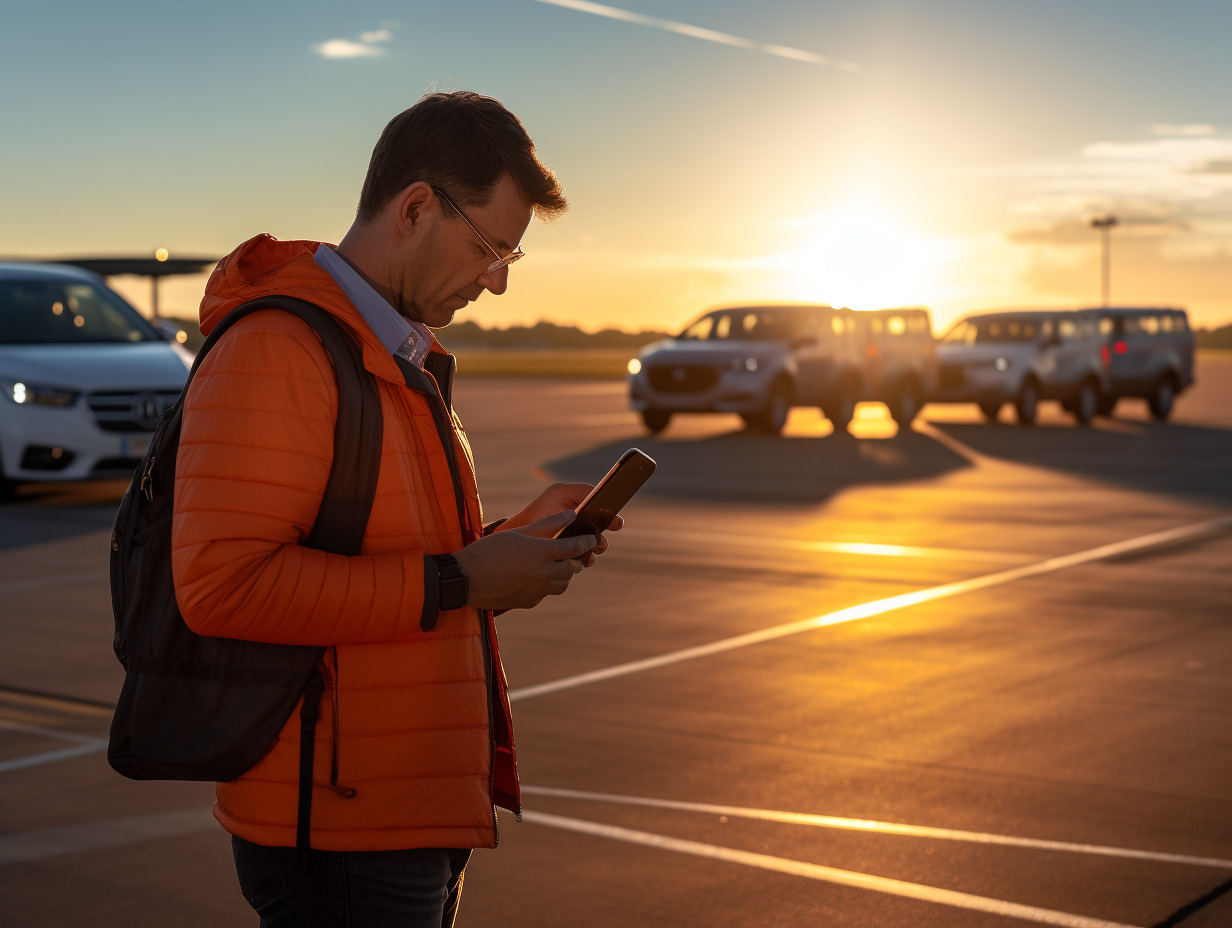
[313,244,433,368]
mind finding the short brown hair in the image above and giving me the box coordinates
[357,91,567,223]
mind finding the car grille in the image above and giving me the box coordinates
[938,363,965,389]
[647,364,719,393]
[86,389,182,432]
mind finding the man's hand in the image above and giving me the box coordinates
[455,511,598,611]
[496,482,623,568]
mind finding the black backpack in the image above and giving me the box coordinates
[108,296,383,855]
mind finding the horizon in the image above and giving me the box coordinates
[4,1,1230,334]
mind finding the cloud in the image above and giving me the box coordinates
[1152,124,1215,137]
[529,0,867,74]
[312,28,393,59]
[1191,160,1232,175]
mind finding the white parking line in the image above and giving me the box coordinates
[521,809,1141,928]
[523,786,1232,870]
[0,807,216,865]
[510,516,1232,702]
[0,720,108,774]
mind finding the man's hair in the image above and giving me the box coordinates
[357,91,567,223]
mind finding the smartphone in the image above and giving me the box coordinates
[556,448,657,540]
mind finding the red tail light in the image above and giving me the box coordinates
[867,344,878,358]
[1100,344,1110,368]
[1114,341,1128,354]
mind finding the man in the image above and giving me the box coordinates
[172,91,611,926]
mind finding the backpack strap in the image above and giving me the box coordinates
[196,296,382,858]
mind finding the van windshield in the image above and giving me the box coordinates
[943,317,1041,345]
[679,309,813,342]
[0,279,162,344]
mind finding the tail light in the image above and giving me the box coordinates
[866,344,878,358]
[1114,341,1128,354]
[1100,344,1110,369]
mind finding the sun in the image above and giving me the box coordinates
[777,195,958,310]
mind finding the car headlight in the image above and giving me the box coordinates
[1,379,79,407]
[627,358,642,375]
[994,357,1009,371]
[731,358,758,372]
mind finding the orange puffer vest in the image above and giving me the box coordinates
[171,234,518,851]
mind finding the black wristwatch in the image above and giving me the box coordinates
[431,553,470,611]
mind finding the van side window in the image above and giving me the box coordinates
[1058,318,1076,339]
[871,317,884,334]
[887,315,906,336]
[831,316,845,335]
[1175,314,1188,331]
[1099,317,1115,336]
[714,314,732,339]
[1160,314,1173,333]
[1140,315,1159,335]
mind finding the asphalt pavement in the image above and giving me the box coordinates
[1,359,1230,927]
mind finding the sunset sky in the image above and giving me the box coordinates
[3,0,1230,335]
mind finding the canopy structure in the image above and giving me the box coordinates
[43,255,219,318]
[13,255,219,320]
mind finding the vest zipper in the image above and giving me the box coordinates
[328,645,357,798]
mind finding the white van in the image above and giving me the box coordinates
[0,263,192,495]
[933,310,1108,425]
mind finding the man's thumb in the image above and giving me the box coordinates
[515,509,577,538]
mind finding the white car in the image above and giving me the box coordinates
[0,263,192,495]
[933,310,1109,425]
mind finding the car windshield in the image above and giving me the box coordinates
[942,317,1042,345]
[0,278,162,345]
[678,309,812,342]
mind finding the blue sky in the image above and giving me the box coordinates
[3,0,1230,331]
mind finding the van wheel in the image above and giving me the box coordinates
[1071,379,1100,426]
[1015,378,1040,426]
[823,385,857,434]
[1148,375,1176,421]
[978,400,1003,422]
[641,409,672,433]
[1097,395,1118,417]
[888,380,922,426]
[751,379,793,435]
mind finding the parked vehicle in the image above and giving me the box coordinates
[627,304,866,434]
[1090,307,1194,420]
[852,307,938,426]
[933,310,1108,425]
[0,263,192,495]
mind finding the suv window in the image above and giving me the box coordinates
[680,309,817,342]
[943,317,1040,344]
[1,279,161,345]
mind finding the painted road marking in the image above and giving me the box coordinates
[0,569,108,595]
[521,809,1141,928]
[0,807,215,865]
[510,515,1232,702]
[523,786,1232,870]
[0,720,107,774]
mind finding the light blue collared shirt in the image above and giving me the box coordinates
[314,244,433,368]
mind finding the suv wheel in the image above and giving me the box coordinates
[750,379,792,435]
[1096,395,1118,417]
[978,400,1003,422]
[1148,375,1176,421]
[1015,378,1040,426]
[1071,379,1099,426]
[888,381,922,427]
[823,385,857,435]
[641,409,672,434]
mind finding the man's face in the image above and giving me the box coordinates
[394,174,533,328]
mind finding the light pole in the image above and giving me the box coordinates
[1089,215,1117,307]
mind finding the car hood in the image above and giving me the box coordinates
[0,342,191,392]
[639,338,787,365]
[936,342,1037,364]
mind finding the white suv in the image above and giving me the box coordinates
[933,310,1108,425]
[0,263,192,495]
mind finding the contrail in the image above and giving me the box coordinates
[530,0,867,74]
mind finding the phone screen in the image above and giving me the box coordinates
[556,449,657,539]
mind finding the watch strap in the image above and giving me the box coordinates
[431,552,469,612]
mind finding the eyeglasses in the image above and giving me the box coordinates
[431,186,525,274]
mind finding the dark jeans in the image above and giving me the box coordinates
[232,836,471,928]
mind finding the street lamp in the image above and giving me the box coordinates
[1089,215,1117,307]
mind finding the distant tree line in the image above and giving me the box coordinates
[1195,323,1232,350]
[439,319,671,349]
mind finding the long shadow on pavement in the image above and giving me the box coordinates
[0,481,128,552]
[544,427,972,504]
[927,419,1232,507]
